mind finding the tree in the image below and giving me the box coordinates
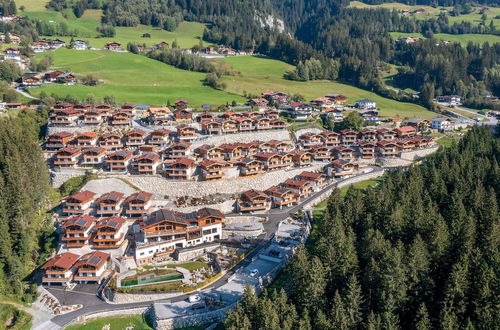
[334,111,364,131]
[415,303,431,330]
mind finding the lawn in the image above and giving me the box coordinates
[66,315,153,330]
[166,261,210,271]
[31,48,245,106]
[220,56,436,119]
[17,0,50,11]
[389,31,500,45]
[0,304,32,330]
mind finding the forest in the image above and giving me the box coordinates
[0,110,51,301]
[225,127,499,330]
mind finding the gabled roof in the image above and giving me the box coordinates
[126,191,152,203]
[94,216,125,230]
[75,251,109,269]
[298,171,326,180]
[65,190,96,203]
[282,179,310,188]
[63,215,95,229]
[82,147,106,155]
[42,252,80,270]
[241,189,269,201]
[96,191,125,203]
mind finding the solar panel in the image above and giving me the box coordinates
[108,221,118,227]
[76,219,88,226]
[89,256,101,265]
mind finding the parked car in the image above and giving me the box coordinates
[188,294,201,303]
[249,269,259,277]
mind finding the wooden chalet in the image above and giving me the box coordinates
[95,191,125,217]
[220,143,244,161]
[72,132,98,147]
[377,140,399,157]
[340,129,358,145]
[173,109,192,121]
[282,179,313,198]
[53,147,81,168]
[267,140,291,152]
[106,150,133,172]
[236,190,271,212]
[265,186,299,208]
[358,128,378,142]
[61,215,95,248]
[254,152,289,170]
[376,128,397,140]
[297,171,327,191]
[357,141,377,159]
[41,252,80,285]
[201,120,222,135]
[395,126,417,138]
[238,158,264,176]
[125,129,146,147]
[50,109,80,126]
[73,251,110,283]
[110,111,131,126]
[93,217,128,249]
[45,131,73,150]
[235,117,254,132]
[98,133,123,150]
[176,124,196,141]
[163,158,196,180]
[124,191,153,217]
[330,160,357,177]
[82,109,105,125]
[199,159,225,180]
[195,145,224,160]
[253,117,271,130]
[81,147,106,167]
[310,145,331,161]
[163,142,191,159]
[270,118,287,129]
[148,129,171,146]
[63,190,96,216]
[135,153,162,175]
[289,150,313,167]
[332,145,355,161]
[319,131,341,148]
[299,133,322,149]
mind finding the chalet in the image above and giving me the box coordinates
[405,118,430,132]
[395,126,417,138]
[95,191,125,217]
[332,145,355,161]
[50,109,80,126]
[236,190,271,212]
[431,117,455,132]
[358,109,380,123]
[93,217,128,249]
[235,117,254,132]
[262,91,289,105]
[310,145,331,161]
[148,129,171,146]
[288,102,314,119]
[81,147,106,167]
[72,40,88,50]
[163,142,191,159]
[45,132,73,150]
[72,132,98,147]
[238,158,264,176]
[105,42,121,51]
[319,131,340,148]
[41,252,80,285]
[289,150,313,167]
[396,138,416,152]
[176,125,196,141]
[106,151,133,172]
[195,145,224,160]
[110,111,131,126]
[98,133,123,150]
[265,186,299,208]
[267,140,291,152]
[325,93,347,104]
[135,208,223,265]
[153,41,169,50]
[73,251,110,284]
[249,98,269,110]
[163,158,196,180]
[95,103,113,112]
[357,141,377,159]
[63,191,96,216]
[376,128,396,140]
[241,142,259,156]
[270,118,287,129]
[53,102,74,110]
[124,191,153,218]
[436,95,461,105]
[311,97,335,108]
[199,159,225,180]
[57,73,76,85]
[135,153,162,175]
[196,111,214,123]
[173,109,192,121]
[174,99,189,110]
[22,73,42,87]
[254,152,289,170]
[3,47,21,61]
[358,128,378,142]
[61,215,95,248]
[355,99,376,109]
[43,70,65,83]
[201,120,222,135]
[330,160,357,177]
[297,171,327,191]
[340,129,358,145]
[299,133,322,149]
[53,148,82,168]
[0,33,21,44]
[377,140,399,157]
[220,143,244,161]
[220,119,238,134]
[147,107,172,124]
[282,179,313,198]
[125,130,146,147]
[82,109,105,125]
[253,117,271,130]
[264,109,280,119]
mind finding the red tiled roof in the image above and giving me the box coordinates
[42,252,80,270]
[65,190,96,202]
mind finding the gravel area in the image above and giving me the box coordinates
[82,178,138,195]
[191,130,292,148]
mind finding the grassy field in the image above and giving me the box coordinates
[389,31,500,45]
[220,56,436,118]
[66,315,152,330]
[349,1,500,29]
[17,0,49,11]
[0,303,32,330]
[31,48,245,106]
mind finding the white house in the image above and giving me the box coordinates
[437,95,462,105]
[73,40,89,50]
[355,99,376,109]
[431,117,455,132]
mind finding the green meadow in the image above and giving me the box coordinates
[389,31,500,45]
[31,49,245,106]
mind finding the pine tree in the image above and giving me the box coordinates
[414,303,431,330]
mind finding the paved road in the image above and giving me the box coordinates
[47,166,382,327]
[14,88,38,99]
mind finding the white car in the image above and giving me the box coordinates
[249,269,259,277]
[188,294,201,303]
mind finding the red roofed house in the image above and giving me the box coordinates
[63,190,96,216]
[163,142,191,159]
[124,191,153,217]
[41,252,80,285]
[357,141,377,159]
[377,140,399,157]
[238,158,264,176]
[125,130,146,147]
[163,158,196,180]
[289,150,313,167]
[265,186,299,208]
[176,125,197,141]
[148,129,171,147]
[282,179,313,198]
[330,160,357,177]
[93,217,128,249]
[61,215,95,248]
[135,153,162,175]
[297,171,327,191]
[95,191,125,217]
[53,148,82,168]
[236,189,271,212]
[106,151,133,172]
[395,126,417,138]
[81,147,106,167]
[98,133,123,150]
[45,132,73,150]
[73,251,110,283]
[199,159,225,181]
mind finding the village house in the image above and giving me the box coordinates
[325,93,348,104]
[110,111,131,126]
[254,152,290,170]
[253,117,271,130]
[234,117,254,132]
[310,145,331,161]
[264,109,280,119]
[3,47,21,61]
[357,141,377,159]
[81,147,106,167]
[199,159,225,180]
[0,33,21,44]
[50,109,80,126]
[45,132,73,150]
[376,128,397,140]
[163,158,196,180]
[95,191,125,217]
[147,107,173,124]
[236,189,271,212]
[124,191,153,218]
[355,99,376,109]
[249,98,269,110]
[358,128,378,142]
[98,133,123,150]
[332,145,355,161]
[431,117,455,132]
[330,159,357,177]
[73,251,110,284]
[238,158,264,176]
[106,150,133,172]
[377,140,400,157]
[174,99,189,110]
[105,42,121,51]
[63,191,96,216]
[72,132,98,147]
[267,140,292,153]
[72,40,88,50]
[311,97,335,108]
[270,118,287,129]
[297,171,327,191]
[201,120,222,135]
[358,109,380,124]
[436,95,462,105]
[287,102,314,119]
[220,119,238,134]
[406,118,430,132]
[135,153,162,175]
[395,126,417,138]
[135,208,223,265]
[299,133,322,149]
[61,215,95,248]
[82,109,105,125]
[93,217,128,249]
[41,252,80,286]
[396,139,416,152]
[148,129,171,146]
[173,109,192,121]
[196,111,214,122]
[22,72,42,87]
[195,145,224,160]
[176,124,197,141]
[289,150,313,167]
[53,148,82,168]
[95,103,113,112]
[265,186,299,209]
[282,179,313,198]
[124,130,146,147]
[319,130,341,148]
[340,129,358,145]
[220,143,244,161]
[163,142,191,159]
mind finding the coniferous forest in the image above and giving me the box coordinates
[0,111,51,300]
[224,127,499,330]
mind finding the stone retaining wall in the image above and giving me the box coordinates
[400,146,439,161]
[108,290,182,304]
[50,169,90,187]
[153,303,235,330]
[68,306,149,327]
[191,130,291,149]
